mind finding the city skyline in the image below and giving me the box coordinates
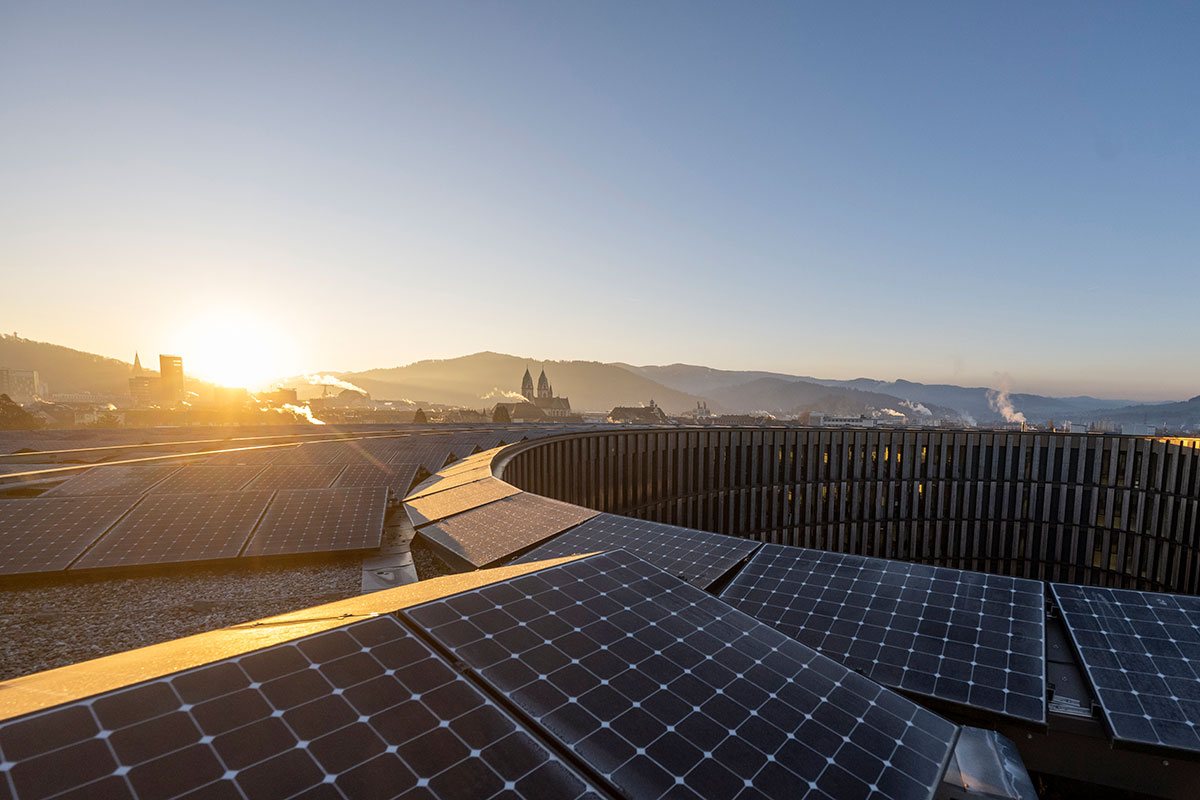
[3,3,1198,401]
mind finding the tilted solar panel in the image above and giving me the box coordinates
[243,487,387,557]
[73,491,274,569]
[512,513,762,589]
[270,442,354,465]
[416,493,598,569]
[0,496,141,575]
[720,545,1047,724]
[1052,583,1200,754]
[41,465,182,497]
[147,465,266,494]
[332,462,411,490]
[407,550,960,800]
[0,616,602,799]
[242,464,346,491]
[404,478,522,527]
[203,447,291,466]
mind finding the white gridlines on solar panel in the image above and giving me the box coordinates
[406,549,960,800]
[147,465,266,494]
[73,491,275,569]
[512,513,762,590]
[242,486,388,557]
[331,463,409,489]
[0,496,141,574]
[40,465,183,496]
[1052,582,1200,754]
[243,464,347,491]
[0,615,604,799]
[719,545,1047,724]
[416,493,599,568]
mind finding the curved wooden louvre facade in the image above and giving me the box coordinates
[501,429,1200,594]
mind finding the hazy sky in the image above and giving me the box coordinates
[2,2,1197,400]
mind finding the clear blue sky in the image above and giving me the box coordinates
[2,2,1197,399]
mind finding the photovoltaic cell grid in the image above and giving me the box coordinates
[333,462,414,490]
[146,465,265,494]
[270,442,355,465]
[720,546,1047,724]
[404,478,522,527]
[408,550,960,800]
[40,465,182,497]
[0,615,602,800]
[0,496,140,575]
[417,493,599,569]
[243,464,347,491]
[1052,583,1200,754]
[202,447,291,466]
[513,513,763,590]
[387,442,455,471]
[73,491,275,570]
[243,486,388,557]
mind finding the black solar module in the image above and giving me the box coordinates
[41,465,182,496]
[270,442,354,465]
[203,447,290,466]
[387,442,454,471]
[73,491,274,569]
[720,545,1047,724]
[333,462,409,490]
[147,465,265,494]
[243,486,387,557]
[512,513,762,590]
[0,496,140,575]
[0,615,602,799]
[407,550,959,800]
[1052,583,1200,753]
[417,493,599,569]
[243,464,346,491]
[404,478,522,526]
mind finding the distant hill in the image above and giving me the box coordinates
[1080,395,1200,429]
[0,335,134,395]
[705,377,959,420]
[339,352,703,414]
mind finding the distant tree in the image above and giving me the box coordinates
[0,394,42,430]
[413,407,427,424]
[492,404,511,423]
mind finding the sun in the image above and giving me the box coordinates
[172,311,295,391]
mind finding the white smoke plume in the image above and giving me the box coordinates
[987,388,1026,424]
[260,404,326,425]
[900,400,932,417]
[306,374,367,394]
[482,387,526,401]
[879,408,906,417]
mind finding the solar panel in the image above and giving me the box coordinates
[407,550,960,800]
[0,615,602,800]
[387,442,454,471]
[720,545,1047,724]
[40,465,182,497]
[270,442,356,465]
[327,437,415,465]
[0,496,141,575]
[332,462,412,490]
[1052,583,1200,753]
[417,493,599,569]
[203,447,291,466]
[404,478,522,527]
[71,491,275,570]
[512,513,762,589]
[243,464,346,491]
[146,465,266,494]
[243,487,387,557]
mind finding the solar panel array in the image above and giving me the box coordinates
[0,496,140,575]
[40,465,182,497]
[387,441,456,472]
[202,447,290,466]
[147,465,265,494]
[270,442,354,465]
[720,545,1047,724]
[408,550,960,800]
[243,464,346,491]
[73,491,274,569]
[417,493,599,569]
[513,512,763,589]
[1052,583,1200,753]
[243,487,388,557]
[0,615,602,800]
[404,478,522,527]
[332,462,413,490]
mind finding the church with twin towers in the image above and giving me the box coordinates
[520,366,572,417]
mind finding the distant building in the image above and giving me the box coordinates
[522,367,572,418]
[608,400,670,425]
[0,368,41,403]
[159,355,184,404]
[128,353,159,407]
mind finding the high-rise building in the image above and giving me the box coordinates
[0,369,40,403]
[159,355,184,404]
